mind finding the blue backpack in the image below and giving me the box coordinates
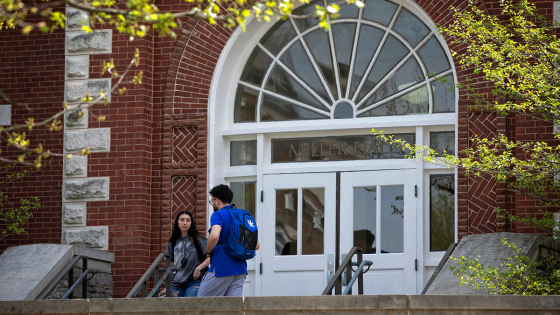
[224,206,258,260]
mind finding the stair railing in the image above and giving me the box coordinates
[321,247,373,295]
[37,255,98,300]
[126,253,180,298]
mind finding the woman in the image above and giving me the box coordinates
[161,211,210,297]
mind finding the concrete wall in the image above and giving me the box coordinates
[1,295,560,315]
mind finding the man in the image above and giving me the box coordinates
[197,184,260,297]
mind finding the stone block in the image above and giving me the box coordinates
[0,105,11,126]
[66,8,89,30]
[553,1,560,27]
[62,226,109,250]
[65,56,89,80]
[62,177,110,202]
[62,203,87,227]
[64,128,110,153]
[66,30,112,55]
[63,155,87,177]
[65,79,111,103]
[64,106,88,128]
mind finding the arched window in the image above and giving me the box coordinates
[233,0,455,123]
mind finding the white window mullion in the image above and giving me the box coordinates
[355,50,414,108]
[261,90,331,117]
[328,18,342,99]
[289,18,336,104]
[258,41,332,110]
[351,5,402,103]
[356,80,427,115]
[345,19,361,99]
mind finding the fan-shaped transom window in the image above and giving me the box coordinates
[233,0,455,123]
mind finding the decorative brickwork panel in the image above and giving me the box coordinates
[172,176,197,217]
[468,112,502,234]
[173,127,197,163]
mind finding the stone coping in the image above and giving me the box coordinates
[1,295,559,314]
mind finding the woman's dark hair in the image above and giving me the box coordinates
[209,184,234,204]
[169,211,203,248]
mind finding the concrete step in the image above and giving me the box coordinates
[1,295,559,314]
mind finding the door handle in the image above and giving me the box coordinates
[327,270,334,283]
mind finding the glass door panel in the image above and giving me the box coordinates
[341,170,417,294]
[262,173,336,296]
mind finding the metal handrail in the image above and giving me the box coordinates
[126,253,178,298]
[322,247,372,295]
[37,255,90,300]
[61,269,98,300]
[342,260,372,295]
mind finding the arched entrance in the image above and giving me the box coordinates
[208,0,458,296]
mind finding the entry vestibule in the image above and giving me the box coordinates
[208,0,458,296]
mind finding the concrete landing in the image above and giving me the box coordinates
[425,232,560,295]
[0,244,74,301]
[0,295,559,315]
[0,244,115,301]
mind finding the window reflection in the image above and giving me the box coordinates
[380,186,404,254]
[230,140,257,166]
[432,75,455,113]
[362,0,398,26]
[359,85,429,117]
[360,57,425,108]
[332,23,357,96]
[430,175,455,251]
[276,189,298,255]
[356,35,408,102]
[392,8,430,47]
[349,25,384,98]
[234,85,258,123]
[418,36,450,77]
[260,20,297,55]
[430,131,455,156]
[261,94,329,121]
[302,188,325,255]
[231,182,256,219]
[304,29,338,98]
[280,41,331,103]
[240,47,273,86]
[353,187,377,254]
[266,65,329,111]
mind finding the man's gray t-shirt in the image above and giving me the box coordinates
[166,236,207,288]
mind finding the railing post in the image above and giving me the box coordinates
[68,267,74,299]
[345,257,352,295]
[165,254,172,297]
[142,282,147,297]
[357,249,363,295]
[82,258,88,299]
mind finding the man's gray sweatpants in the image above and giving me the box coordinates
[197,271,245,297]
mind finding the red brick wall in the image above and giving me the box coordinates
[0,24,65,247]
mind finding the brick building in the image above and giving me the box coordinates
[0,0,557,297]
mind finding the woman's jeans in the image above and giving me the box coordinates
[171,280,201,297]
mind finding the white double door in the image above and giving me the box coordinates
[261,170,416,296]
